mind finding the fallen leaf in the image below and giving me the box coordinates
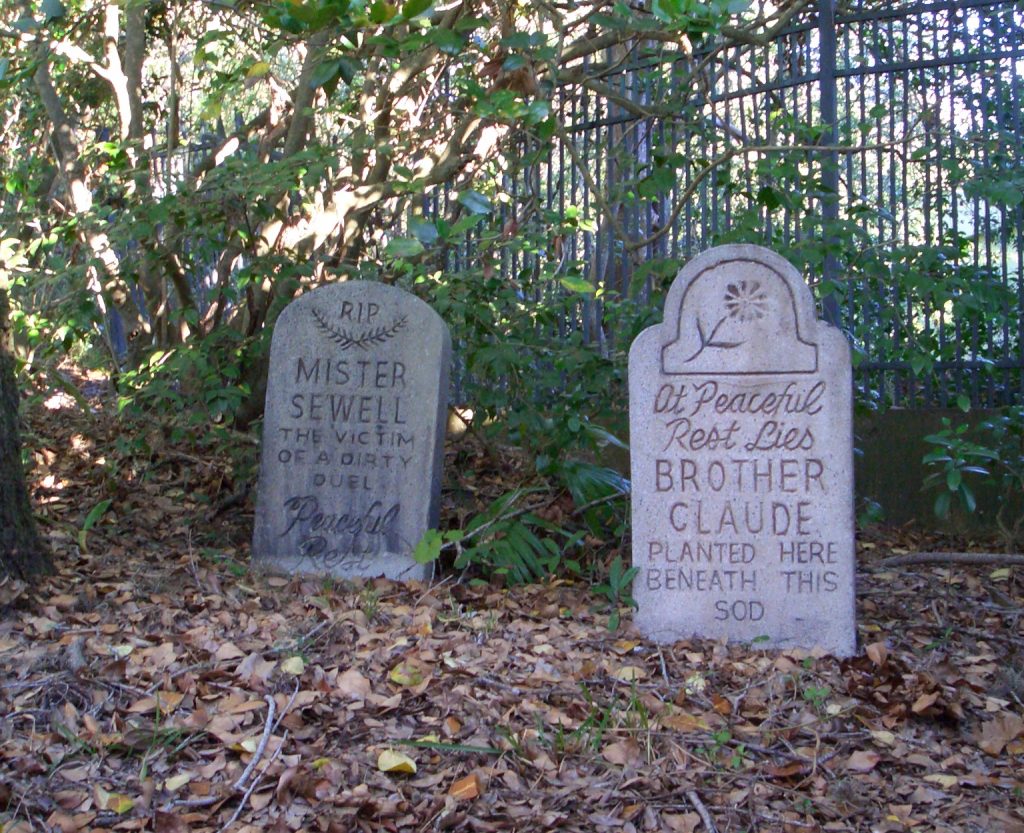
[280,655,305,676]
[337,668,371,699]
[94,785,133,814]
[865,641,888,666]
[601,739,641,766]
[163,773,192,792]
[613,665,646,682]
[377,750,417,774]
[923,773,958,789]
[660,712,710,732]
[978,714,1024,755]
[911,691,940,714]
[389,661,424,687]
[846,750,881,772]
[448,772,482,801]
[662,812,701,833]
[128,691,184,714]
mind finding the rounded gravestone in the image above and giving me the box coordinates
[252,281,450,580]
[629,245,856,655]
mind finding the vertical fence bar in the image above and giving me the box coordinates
[818,0,841,326]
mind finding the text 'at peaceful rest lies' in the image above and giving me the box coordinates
[643,376,839,623]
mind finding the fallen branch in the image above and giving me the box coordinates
[233,694,276,791]
[686,789,719,833]
[878,552,1024,568]
[220,730,288,832]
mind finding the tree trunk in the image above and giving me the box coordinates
[0,291,51,580]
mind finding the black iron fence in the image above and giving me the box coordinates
[475,0,1024,409]
[148,1,1023,409]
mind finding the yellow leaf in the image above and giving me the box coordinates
[247,61,271,78]
[163,773,192,792]
[990,568,1011,581]
[614,665,646,682]
[281,655,306,676]
[389,661,424,687]
[311,757,331,770]
[870,730,897,747]
[94,785,134,813]
[377,750,417,774]
[924,773,958,789]
[238,737,261,753]
[111,645,133,658]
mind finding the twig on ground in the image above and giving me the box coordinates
[686,789,719,833]
[219,730,288,832]
[232,694,276,792]
[878,551,1024,567]
[656,645,669,686]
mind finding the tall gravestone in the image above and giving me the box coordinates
[253,282,450,580]
[629,245,855,655]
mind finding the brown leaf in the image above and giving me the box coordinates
[448,773,482,801]
[601,739,641,766]
[846,750,881,772]
[865,641,888,666]
[337,667,372,700]
[154,812,191,833]
[978,714,1024,755]
[910,691,940,715]
[662,812,701,833]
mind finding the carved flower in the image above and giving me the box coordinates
[723,280,768,322]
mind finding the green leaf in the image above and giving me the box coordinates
[962,483,977,513]
[412,529,443,564]
[0,58,9,82]
[526,99,551,124]
[956,394,971,413]
[409,218,439,244]
[426,27,464,54]
[369,0,397,23]
[756,186,782,210]
[946,469,961,492]
[401,0,432,18]
[457,190,492,214]
[384,237,425,257]
[559,275,595,294]
[309,59,342,89]
[41,0,65,21]
[83,499,113,532]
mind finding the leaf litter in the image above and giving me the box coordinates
[1,381,1023,832]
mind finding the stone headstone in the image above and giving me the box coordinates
[629,245,855,655]
[253,282,450,580]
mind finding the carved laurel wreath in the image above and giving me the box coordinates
[312,307,408,351]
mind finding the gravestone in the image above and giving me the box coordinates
[629,245,855,655]
[253,282,450,580]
